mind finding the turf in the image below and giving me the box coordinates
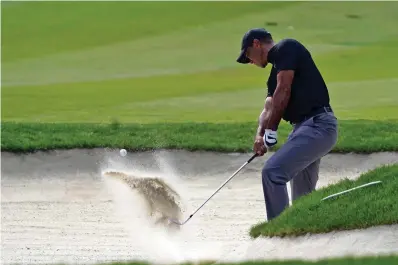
[90,255,398,265]
[2,1,398,123]
[1,1,291,62]
[1,120,398,153]
[249,163,398,238]
[2,72,398,123]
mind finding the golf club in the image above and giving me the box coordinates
[169,153,259,226]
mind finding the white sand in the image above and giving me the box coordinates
[1,149,398,265]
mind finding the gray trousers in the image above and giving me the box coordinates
[261,111,338,221]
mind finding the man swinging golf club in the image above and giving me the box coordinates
[236,28,338,221]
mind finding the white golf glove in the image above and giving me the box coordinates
[263,129,278,148]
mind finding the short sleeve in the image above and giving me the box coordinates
[275,40,301,71]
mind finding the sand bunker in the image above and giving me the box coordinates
[1,149,398,265]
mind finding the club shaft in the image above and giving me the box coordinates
[191,162,248,216]
[183,154,258,222]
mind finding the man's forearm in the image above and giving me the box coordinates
[256,97,273,137]
[256,109,269,137]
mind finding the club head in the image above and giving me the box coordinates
[168,215,192,226]
[168,218,182,225]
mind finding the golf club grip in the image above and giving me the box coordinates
[248,153,259,163]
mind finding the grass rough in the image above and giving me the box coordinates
[249,163,398,238]
[1,120,398,153]
[84,255,398,265]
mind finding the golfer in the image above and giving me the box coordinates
[236,28,338,221]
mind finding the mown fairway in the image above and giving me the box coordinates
[2,1,398,123]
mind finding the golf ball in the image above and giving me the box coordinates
[119,149,127,157]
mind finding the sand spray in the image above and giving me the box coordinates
[99,150,225,264]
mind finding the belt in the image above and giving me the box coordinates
[290,106,333,125]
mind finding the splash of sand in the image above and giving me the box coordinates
[99,150,224,264]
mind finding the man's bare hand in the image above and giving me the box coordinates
[253,135,267,156]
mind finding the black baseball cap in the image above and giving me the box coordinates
[236,28,272,64]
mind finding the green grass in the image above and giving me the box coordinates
[1,2,397,151]
[90,255,398,265]
[249,163,398,238]
[1,120,398,153]
[2,1,398,123]
[2,71,398,123]
[1,1,292,62]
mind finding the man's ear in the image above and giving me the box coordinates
[253,39,261,48]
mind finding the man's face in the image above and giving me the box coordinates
[245,39,270,68]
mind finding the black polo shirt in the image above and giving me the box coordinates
[266,38,330,123]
